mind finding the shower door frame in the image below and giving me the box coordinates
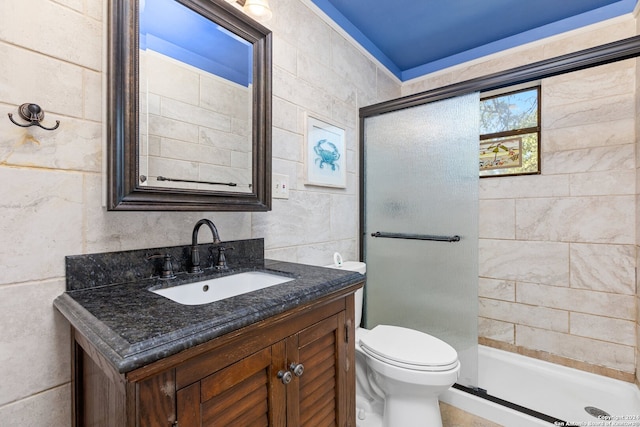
[358,34,640,389]
[360,34,640,256]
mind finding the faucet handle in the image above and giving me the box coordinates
[146,253,176,279]
[215,246,234,270]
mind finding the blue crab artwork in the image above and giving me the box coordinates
[314,139,341,171]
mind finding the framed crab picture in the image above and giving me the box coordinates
[305,114,347,188]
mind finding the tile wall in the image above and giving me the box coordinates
[404,16,639,381]
[0,0,398,425]
[636,15,640,388]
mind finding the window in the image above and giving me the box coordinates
[479,86,540,177]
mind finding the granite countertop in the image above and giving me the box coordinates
[54,258,364,373]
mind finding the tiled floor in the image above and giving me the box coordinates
[440,402,503,427]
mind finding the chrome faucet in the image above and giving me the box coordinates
[189,219,221,274]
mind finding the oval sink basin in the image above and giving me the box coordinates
[151,271,294,305]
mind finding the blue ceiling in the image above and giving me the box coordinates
[310,0,637,81]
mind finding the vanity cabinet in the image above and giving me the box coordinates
[71,287,358,427]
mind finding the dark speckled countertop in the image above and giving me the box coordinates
[54,242,364,374]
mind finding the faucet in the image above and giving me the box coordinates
[189,219,221,274]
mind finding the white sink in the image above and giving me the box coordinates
[151,271,294,305]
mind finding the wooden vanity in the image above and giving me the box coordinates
[73,288,358,427]
[57,250,363,427]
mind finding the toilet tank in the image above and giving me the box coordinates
[324,259,366,327]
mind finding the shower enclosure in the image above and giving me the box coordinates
[361,93,480,388]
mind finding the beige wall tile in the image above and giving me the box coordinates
[516,325,635,372]
[272,97,299,133]
[83,69,102,122]
[297,53,358,107]
[0,43,84,117]
[479,174,570,199]
[376,69,402,103]
[479,317,515,343]
[330,32,378,99]
[86,0,103,21]
[479,278,516,301]
[273,67,333,119]
[542,144,635,175]
[329,193,358,241]
[272,0,332,63]
[570,312,636,346]
[82,173,252,253]
[0,384,70,427]
[542,60,635,108]
[570,243,636,294]
[272,127,303,162]
[569,170,636,196]
[0,1,101,70]
[515,196,635,244]
[0,168,83,285]
[479,199,515,239]
[453,45,545,83]
[516,282,635,320]
[273,35,297,76]
[479,239,569,285]
[480,298,568,332]
[543,92,635,131]
[0,115,102,173]
[544,118,635,153]
[0,280,69,406]
[542,19,636,59]
[252,191,332,248]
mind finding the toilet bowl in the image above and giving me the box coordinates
[326,255,460,427]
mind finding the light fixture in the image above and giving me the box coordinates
[242,0,272,22]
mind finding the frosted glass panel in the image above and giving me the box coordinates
[363,93,479,387]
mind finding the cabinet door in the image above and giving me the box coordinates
[176,343,287,426]
[286,312,349,427]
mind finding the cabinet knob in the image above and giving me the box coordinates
[277,370,293,384]
[289,363,304,377]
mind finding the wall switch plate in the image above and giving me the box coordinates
[273,173,290,199]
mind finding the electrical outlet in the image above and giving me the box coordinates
[273,174,290,199]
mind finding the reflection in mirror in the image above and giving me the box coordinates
[106,0,272,211]
[139,0,253,193]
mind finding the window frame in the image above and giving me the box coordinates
[479,85,541,178]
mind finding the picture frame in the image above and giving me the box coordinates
[305,114,347,188]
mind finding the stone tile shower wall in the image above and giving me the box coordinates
[404,17,638,381]
[479,60,636,380]
[0,0,399,425]
[636,15,640,389]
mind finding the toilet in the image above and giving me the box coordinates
[326,255,460,427]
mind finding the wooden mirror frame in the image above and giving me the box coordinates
[107,0,272,211]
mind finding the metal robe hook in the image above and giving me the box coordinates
[8,103,60,131]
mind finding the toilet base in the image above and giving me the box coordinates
[356,394,384,427]
[383,394,443,427]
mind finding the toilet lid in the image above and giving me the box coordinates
[359,325,459,372]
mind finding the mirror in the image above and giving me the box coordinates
[107,0,272,211]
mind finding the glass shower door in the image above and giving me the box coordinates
[362,92,479,387]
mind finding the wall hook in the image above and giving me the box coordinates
[8,103,60,131]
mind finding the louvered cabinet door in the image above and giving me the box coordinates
[176,343,287,427]
[286,312,349,427]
